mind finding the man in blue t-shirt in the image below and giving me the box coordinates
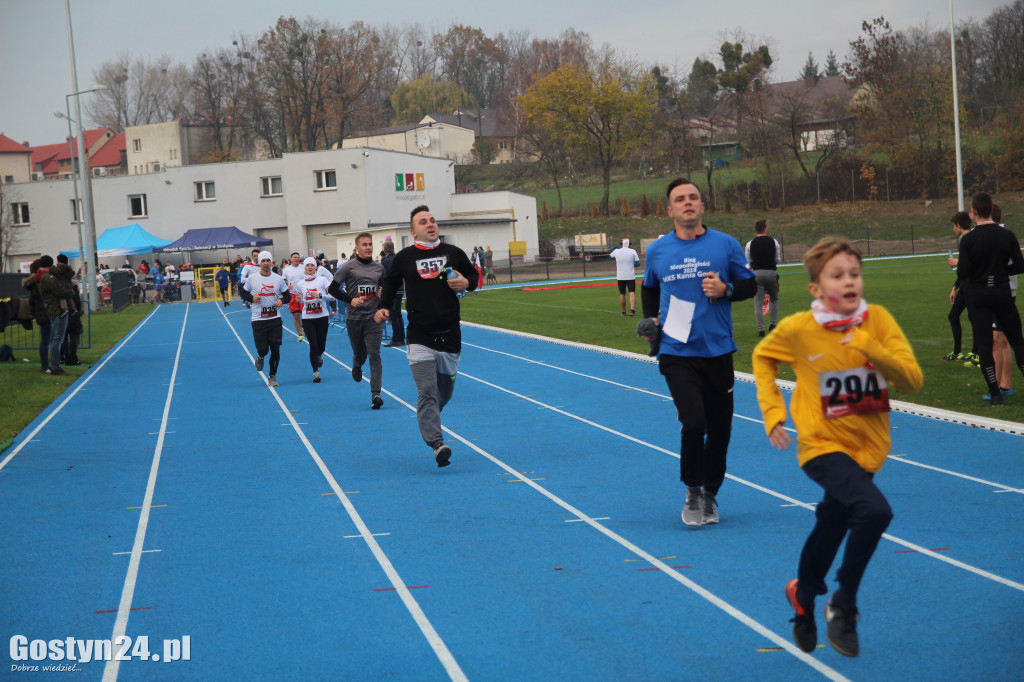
[639,178,756,527]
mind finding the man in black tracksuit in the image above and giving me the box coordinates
[376,205,477,467]
[957,192,1024,406]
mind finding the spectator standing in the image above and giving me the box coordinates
[610,238,641,316]
[943,211,975,362]
[957,191,1024,406]
[484,246,494,281]
[987,204,1017,400]
[21,259,51,373]
[56,254,83,365]
[38,255,75,376]
[745,219,782,336]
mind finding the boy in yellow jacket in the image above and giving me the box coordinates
[752,237,923,658]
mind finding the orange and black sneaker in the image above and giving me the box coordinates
[786,579,817,653]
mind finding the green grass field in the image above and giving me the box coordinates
[460,254,1024,423]
[2,255,1022,451]
[0,305,154,447]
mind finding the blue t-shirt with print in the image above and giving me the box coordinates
[642,227,754,358]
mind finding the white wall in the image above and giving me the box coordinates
[1,147,536,272]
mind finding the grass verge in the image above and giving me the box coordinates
[460,255,1024,424]
[0,305,154,448]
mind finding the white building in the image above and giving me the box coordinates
[3,147,537,271]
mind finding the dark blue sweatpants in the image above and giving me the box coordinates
[796,452,893,611]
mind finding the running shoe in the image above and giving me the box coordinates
[371,394,383,410]
[313,371,321,383]
[963,353,980,367]
[629,309,636,316]
[620,311,627,317]
[681,487,703,527]
[824,597,859,657]
[317,355,324,368]
[941,351,961,361]
[786,580,817,653]
[701,491,719,525]
[351,364,362,383]
[434,443,452,468]
[267,375,279,388]
[45,368,68,376]
[989,392,1004,406]
[255,356,264,372]
[983,387,1013,401]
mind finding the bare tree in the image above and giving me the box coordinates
[86,53,188,132]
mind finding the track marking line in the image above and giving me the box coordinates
[346,533,390,539]
[0,306,162,473]
[435,425,852,682]
[454,367,1024,594]
[221,306,468,682]
[112,550,161,556]
[566,517,610,523]
[126,505,166,510]
[102,305,189,682]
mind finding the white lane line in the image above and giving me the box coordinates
[463,322,1024,437]
[435,425,851,682]
[219,307,468,682]
[102,304,189,682]
[0,306,163,474]
[455,368,1024,594]
[462,336,1024,492]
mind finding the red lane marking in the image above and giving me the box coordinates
[373,585,428,592]
[523,282,618,291]
[638,565,692,571]
[896,547,949,554]
[94,606,154,614]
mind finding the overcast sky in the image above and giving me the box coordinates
[0,0,1006,147]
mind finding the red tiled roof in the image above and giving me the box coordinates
[90,132,125,167]
[30,143,66,174]
[0,133,31,153]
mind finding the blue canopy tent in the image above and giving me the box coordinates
[155,226,272,254]
[60,224,173,258]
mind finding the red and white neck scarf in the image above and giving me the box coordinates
[811,298,869,331]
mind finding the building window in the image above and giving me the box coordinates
[261,176,283,197]
[499,139,508,150]
[70,198,83,223]
[315,169,336,191]
[11,202,30,225]
[132,139,141,153]
[129,194,148,218]
[194,181,216,201]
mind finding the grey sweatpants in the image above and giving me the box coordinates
[347,316,383,395]
[407,344,460,447]
[753,269,780,332]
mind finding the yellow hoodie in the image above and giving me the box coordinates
[752,304,923,472]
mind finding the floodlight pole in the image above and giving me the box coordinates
[65,0,100,310]
[950,0,965,211]
[56,107,89,306]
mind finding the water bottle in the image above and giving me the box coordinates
[442,267,467,298]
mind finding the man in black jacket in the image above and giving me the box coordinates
[376,205,476,467]
[957,192,1024,406]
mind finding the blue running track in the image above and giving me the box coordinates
[2,301,1022,681]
